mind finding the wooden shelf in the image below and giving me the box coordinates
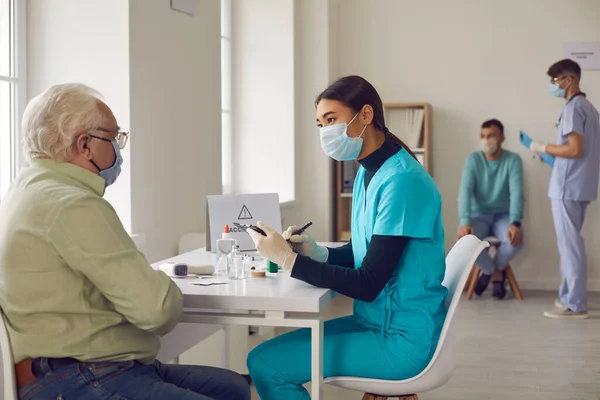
[331,102,432,242]
[339,231,351,242]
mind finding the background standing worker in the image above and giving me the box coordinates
[529,59,600,320]
[0,83,250,400]
[457,119,524,299]
[245,76,448,400]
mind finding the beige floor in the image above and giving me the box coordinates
[248,290,600,400]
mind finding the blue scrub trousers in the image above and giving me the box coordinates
[470,212,522,275]
[247,316,424,400]
[551,200,589,313]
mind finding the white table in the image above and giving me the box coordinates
[152,244,341,400]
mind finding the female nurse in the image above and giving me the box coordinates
[245,75,448,400]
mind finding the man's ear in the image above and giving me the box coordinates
[75,134,93,160]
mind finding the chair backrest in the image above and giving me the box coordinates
[409,235,489,380]
[178,233,206,255]
[0,309,18,400]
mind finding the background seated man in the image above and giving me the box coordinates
[0,83,250,400]
[457,119,524,299]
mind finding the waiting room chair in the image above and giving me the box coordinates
[324,235,489,399]
[465,236,523,300]
[0,309,18,400]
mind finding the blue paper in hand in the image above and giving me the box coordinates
[519,130,532,148]
[519,130,555,168]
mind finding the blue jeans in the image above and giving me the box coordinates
[470,212,522,275]
[18,359,250,400]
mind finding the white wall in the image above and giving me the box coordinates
[26,0,132,232]
[291,0,335,242]
[27,0,221,263]
[231,0,295,203]
[129,0,222,263]
[328,0,600,289]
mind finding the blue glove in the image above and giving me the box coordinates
[520,130,555,168]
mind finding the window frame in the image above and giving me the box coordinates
[0,0,27,200]
[221,0,232,195]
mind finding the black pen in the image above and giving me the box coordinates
[287,222,313,242]
[293,222,313,236]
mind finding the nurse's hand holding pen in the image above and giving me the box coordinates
[246,221,297,270]
[282,226,329,263]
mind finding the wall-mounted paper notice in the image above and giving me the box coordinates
[564,42,600,70]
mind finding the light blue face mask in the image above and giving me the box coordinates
[100,141,123,186]
[550,83,566,98]
[90,139,123,186]
[319,113,367,161]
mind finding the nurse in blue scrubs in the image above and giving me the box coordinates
[245,75,448,400]
[528,59,600,320]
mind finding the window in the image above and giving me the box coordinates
[221,0,295,203]
[0,0,24,200]
[221,0,232,195]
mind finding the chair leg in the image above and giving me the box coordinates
[464,266,476,293]
[362,394,388,400]
[466,265,480,300]
[398,395,419,400]
[505,265,523,300]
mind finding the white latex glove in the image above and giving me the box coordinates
[529,141,548,154]
[247,221,297,270]
[282,225,329,263]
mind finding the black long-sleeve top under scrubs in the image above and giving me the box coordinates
[291,136,409,302]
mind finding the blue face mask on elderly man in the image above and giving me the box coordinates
[88,137,123,186]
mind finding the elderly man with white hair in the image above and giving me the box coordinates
[0,83,250,400]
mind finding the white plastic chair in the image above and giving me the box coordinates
[324,235,489,399]
[0,309,18,400]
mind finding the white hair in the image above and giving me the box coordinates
[22,83,107,162]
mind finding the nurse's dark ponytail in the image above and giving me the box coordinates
[316,75,419,162]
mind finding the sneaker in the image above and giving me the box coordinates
[543,308,589,320]
[492,271,507,300]
[554,298,567,310]
[474,273,492,296]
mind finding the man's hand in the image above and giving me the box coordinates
[457,225,474,239]
[506,224,522,246]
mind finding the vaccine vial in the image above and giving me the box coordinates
[227,245,244,280]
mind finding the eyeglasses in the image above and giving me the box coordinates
[550,75,571,84]
[92,128,129,149]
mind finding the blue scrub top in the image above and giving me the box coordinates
[549,95,600,201]
[351,148,447,362]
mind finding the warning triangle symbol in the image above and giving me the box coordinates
[238,205,253,220]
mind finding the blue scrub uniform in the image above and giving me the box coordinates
[549,95,600,313]
[247,149,448,400]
